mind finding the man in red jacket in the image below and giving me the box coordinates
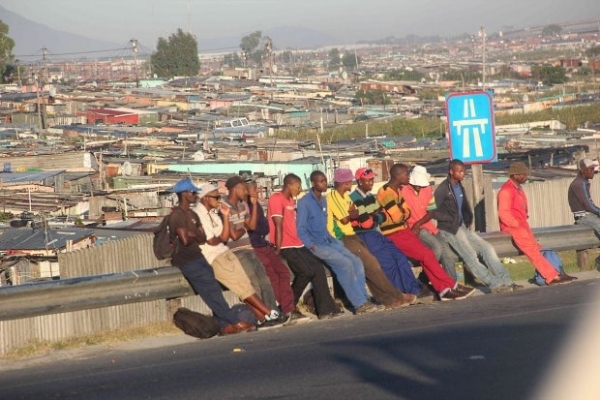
[498,162,576,285]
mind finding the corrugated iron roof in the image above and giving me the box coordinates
[0,170,65,183]
[0,227,94,251]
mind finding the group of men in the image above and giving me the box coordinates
[167,158,585,337]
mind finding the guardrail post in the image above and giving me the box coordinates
[576,249,590,271]
[166,298,182,319]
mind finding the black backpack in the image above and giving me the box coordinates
[153,214,174,260]
[173,307,220,339]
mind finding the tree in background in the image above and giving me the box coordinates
[150,29,200,78]
[355,89,390,105]
[542,24,563,37]
[531,65,567,85]
[240,31,264,66]
[328,48,341,71]
[223,52,243,68]
[0,20,15,82]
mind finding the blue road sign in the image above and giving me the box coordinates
[445,91,496,164]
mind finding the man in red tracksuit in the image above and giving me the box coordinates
[497,162,575,285]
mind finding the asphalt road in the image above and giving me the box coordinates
[1,279,599,400]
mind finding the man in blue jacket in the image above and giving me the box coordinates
[296,170,382,314]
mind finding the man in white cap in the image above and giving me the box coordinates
[499,162,575,285]
[568,158,600,235]
[193,182,284,329]
[402,165,459,280]
[169,178,255,335]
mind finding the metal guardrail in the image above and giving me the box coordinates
[0,225,599,322]
[481,225,600,258]
[0,267,193,321]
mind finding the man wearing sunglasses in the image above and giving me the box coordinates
[193,182,284,329]
[169,178,255,335]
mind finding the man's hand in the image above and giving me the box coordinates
[218,203,230,216]
[348,203,359,220]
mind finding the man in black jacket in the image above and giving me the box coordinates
[415,160,519,294]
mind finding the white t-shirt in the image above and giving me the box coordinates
[193,203,229,263]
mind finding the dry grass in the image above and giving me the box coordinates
[0,322,179,361]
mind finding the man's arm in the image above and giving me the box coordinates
[244,195,259,231]
[497,188,520,228]
[431,185,453,223]
[573,180,600,215]
[296,198,314,249]
[376,186,411,224]
[173,210,206,246]
[272,215,284,254]
[227,203,248,241]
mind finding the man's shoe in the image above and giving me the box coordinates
[258,318,285,330]
[220,322,255,336]
[355,301,385,314]
[562,274,578,281]
[440,289,470,301]
[454,284,476,298]
[548,275,576,286]
[491,285,513,294]
[283,310,311,326]
[235,321,257,332]
[385,294,415,309]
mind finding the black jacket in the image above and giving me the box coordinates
[432,177,473,234]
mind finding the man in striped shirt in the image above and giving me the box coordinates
[375,163,474,301]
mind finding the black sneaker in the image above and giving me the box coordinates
[258,318,285,330]
[441,289,471,301]
[455,284,476,298]
[284,310,311,326]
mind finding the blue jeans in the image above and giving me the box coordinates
[178,257,240,329]
[439,226,513,289]
[310,239,369,308]
[576,214,600,236]
[419,229,459,280]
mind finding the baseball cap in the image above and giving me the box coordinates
[355,167,376,181]
[173,178,200,193]
[197,183,219,199]
[334,168,354,183]
[579,158,599,170]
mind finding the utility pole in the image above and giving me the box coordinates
[265,36,274,88]
[479,26,486,91]
[130,39,139,84]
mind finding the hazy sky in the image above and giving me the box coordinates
[3,0,600,51]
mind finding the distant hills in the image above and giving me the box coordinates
[0,5,123,60]
[0,4,342,61]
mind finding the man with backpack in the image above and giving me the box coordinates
[167,178,256,335]
[498,162,576,285]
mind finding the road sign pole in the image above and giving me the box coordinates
[470,163,485,232]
